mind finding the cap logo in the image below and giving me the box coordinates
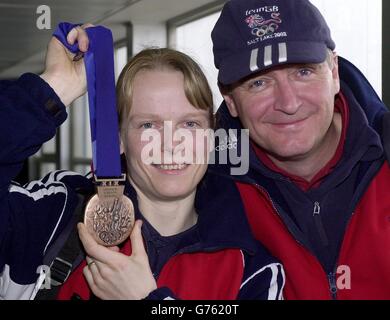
[245,13,282,38]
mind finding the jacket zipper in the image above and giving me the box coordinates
[327,272,338,299]
[253,184,307,248]
[253,184,339,299]
[313,202,329,247]
[327,210,356,300]
[313,202,337,298]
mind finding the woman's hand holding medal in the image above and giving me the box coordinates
[79,220,157,300]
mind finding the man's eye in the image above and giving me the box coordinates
[298,68,312,77]
[250,79,265,88]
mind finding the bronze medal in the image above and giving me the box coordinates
[84,175,135,246]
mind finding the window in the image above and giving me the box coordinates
[115,45,128,81]
[310,0,382,97]
[69,94,92,175]
[168,1,227,112]
[173,12,223,112]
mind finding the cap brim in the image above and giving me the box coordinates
[218,41,329,85]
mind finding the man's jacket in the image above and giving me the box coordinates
[211,57,390,299]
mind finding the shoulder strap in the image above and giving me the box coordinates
[35,193,88,300]
[382,112,390,164]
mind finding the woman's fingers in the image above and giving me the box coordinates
[66,24,94,52]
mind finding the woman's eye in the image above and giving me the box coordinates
[184,121,199,128]
[140,122,154,129]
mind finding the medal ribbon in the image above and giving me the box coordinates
[53,22,121,178]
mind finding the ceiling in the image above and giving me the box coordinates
[0,0,218,79]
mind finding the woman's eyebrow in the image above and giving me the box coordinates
[128,113,161,121]
[129,112,209,121]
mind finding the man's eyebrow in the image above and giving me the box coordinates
[307,63,322,67]
[295,62,326,69]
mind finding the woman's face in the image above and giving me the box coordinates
[121,69,212,201]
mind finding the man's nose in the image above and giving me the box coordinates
[273,78,301,115]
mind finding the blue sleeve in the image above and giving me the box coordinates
[0,73,67,194]
[238,245,285,300]
[0,74,73,299]
[0,72,68,231]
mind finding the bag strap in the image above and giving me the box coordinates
[35,193,87,300]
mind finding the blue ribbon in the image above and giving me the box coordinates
[53,22,121,178]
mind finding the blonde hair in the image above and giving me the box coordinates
[116,48,214,133]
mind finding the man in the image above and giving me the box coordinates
[211,0,390,299]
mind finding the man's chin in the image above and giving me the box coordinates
[267,145,313,162]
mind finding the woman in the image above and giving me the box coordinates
[57,48,284,300]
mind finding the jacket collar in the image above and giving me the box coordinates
[337,56,387,133]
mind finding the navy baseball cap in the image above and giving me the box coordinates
[212,0,336,85]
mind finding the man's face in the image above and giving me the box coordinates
[223,55,340,161]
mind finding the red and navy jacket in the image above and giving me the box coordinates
[211,57,390,300]
[57,172,285,300]
[0,73,284,300]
